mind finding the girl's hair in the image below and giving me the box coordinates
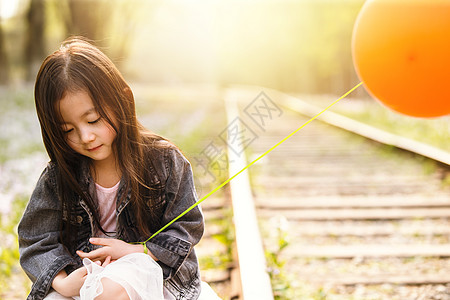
[35,37,171,246]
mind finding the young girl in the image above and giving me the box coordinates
[18,37,218,300]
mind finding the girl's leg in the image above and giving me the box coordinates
[94,278,130,300]
[43,290,74,300]
[198,282,222,300]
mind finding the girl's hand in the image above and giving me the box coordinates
[77,238,153,262]
[94,255,113,268]
[52,267,87,297]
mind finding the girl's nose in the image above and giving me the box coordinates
[79,128,95,144]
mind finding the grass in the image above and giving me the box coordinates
[0,86,44,164]
[301,94,450,152]
[0,195,30,298]
[342,107,449,152]
[0,86,42,298]
[199,207,235,271]
[262,216,334,300]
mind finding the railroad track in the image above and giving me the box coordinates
[1,85,448,299]
[219,87,450,299]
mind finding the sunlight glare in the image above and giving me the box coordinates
[0,0,19,19]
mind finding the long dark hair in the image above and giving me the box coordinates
[34,37,171,246]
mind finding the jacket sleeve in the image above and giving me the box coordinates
[18,164,78,300]
[146,148,204,278]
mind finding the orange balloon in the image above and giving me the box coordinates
[352,0,450,118]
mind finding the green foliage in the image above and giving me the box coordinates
[0,194,30,296]
[213,1,365,94]
[264,216,333,300]
[333,98,450,152]
[441,172,450,188]
[265,217,296,299]
[211,208,235,263]
[199,208,235,271]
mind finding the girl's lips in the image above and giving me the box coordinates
[88,145,102,152]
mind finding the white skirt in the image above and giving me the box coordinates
[44,253,221,300]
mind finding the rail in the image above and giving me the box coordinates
[221,85,450,299]
[224,90,274,300]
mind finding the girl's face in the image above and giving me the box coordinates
[58,90,117,165]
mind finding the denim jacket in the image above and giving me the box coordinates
[18,147,204,300]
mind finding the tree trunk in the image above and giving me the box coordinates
[64,0,142,68]
[0,22,9,84]
[25,0,47,81]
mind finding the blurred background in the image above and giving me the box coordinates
[0,0,364,95]
[1,0,449,299]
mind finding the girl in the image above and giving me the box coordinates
[18,37,217,300]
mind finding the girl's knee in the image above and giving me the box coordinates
[95,278,130,300]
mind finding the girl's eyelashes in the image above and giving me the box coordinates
[63,128,74,134]
[62,118,100,134]
[88,117,101,124]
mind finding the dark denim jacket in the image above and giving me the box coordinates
[18,147,204,300]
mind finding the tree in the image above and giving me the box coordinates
[25,0,47,81]
[64,0,138,66]
[0,22,9,84]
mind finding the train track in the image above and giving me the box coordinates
[1,84,448,299]
[218,87,450,299]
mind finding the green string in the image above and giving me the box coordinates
[138,82,363,247]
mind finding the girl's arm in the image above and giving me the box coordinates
[144,148,205,277]
[18,164,79,298]
[76,237,158,261]
[51,256,111,297]
[51,267,87,297]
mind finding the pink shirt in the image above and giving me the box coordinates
[94,181,120,237]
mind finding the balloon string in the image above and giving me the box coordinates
[139,81,363,246]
